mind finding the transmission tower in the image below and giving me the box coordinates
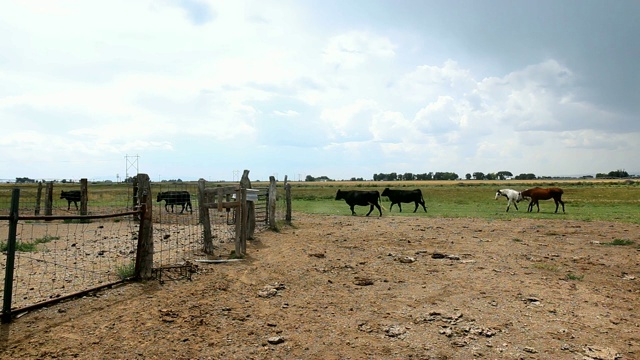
[125,154,139,181]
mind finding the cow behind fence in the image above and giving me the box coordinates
[156,191,193,214]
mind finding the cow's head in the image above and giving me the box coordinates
[335,190,344,200]
[381,188,390,196]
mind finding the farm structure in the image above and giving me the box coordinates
[0,172,291,322]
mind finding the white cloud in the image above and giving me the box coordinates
[0,1,638,180]
[323,31,396,69]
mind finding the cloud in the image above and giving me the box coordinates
[172,0,216,25]
[0,1,638,180]
[323,31,396,69]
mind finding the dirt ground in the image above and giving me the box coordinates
[1,212,639,360]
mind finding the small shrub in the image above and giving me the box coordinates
[603,239,635,246]
[115,261,136,280]
[566,273,584,281]
[34,235,59,245]
[532,263,559,272]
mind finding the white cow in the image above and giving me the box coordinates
[495,189,523,212]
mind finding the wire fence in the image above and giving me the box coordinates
[0,185,138,313]
[0,176,291,319]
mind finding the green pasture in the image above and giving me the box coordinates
[289,181,640,224]
[1,180,639,224]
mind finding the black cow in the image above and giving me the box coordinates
[335,190,382,217]
[157,191,193,214]
[381,188,427,213]
[60,190,82,210]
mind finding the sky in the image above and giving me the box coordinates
[1,0,639,182]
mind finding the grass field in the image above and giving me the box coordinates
[287,179,640,224]
[2,179,638,224]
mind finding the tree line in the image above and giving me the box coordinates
[304,169,632,182]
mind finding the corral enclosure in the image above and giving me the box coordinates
[0,176,289,318]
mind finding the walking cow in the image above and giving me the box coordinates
[157,191,193,214]
[60,190,82,210]
[335,190,382,217]
[381,188,427,213]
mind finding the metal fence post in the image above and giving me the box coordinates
[2,189,20,323]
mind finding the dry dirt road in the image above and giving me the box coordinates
[1,212,639,360]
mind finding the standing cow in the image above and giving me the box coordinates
[157,191,193,214]
[60,190,82,210]
[335,190,382,217]
[381,188,427,213]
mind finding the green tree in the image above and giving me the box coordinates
[608,169,629,178]
[402,173,414,181]
[496,171,513,180]
[515,173,537,180]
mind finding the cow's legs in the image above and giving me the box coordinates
[375,203,382,217]
[350,205,357,216]
[366,204,374,216]
[397,203,403,212]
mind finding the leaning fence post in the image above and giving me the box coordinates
[134,173,154,280]
[2,189,20,323]
[240,170,255,239]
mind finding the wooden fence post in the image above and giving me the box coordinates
[236,188,247,257]
[35,182,43,216]
[268,176,277,230]
[240,169,255,239]
[134,173,154,280]
[45,182,53,216]
[285,180,292,225]
[198,179,214,255]
[80,178,88,216]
